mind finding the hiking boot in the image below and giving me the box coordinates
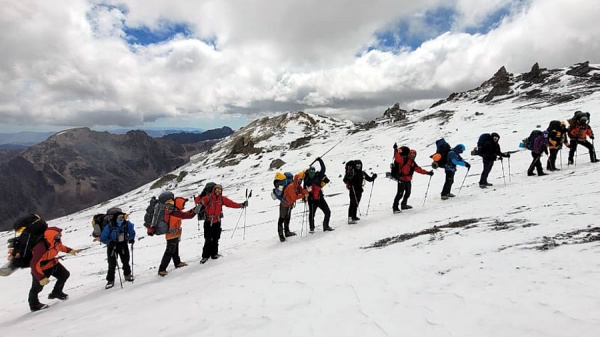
[48,292,68,300]
[441,195,449,200]
[323,226,335,232]
[479,184,487,189]
[352,217,360,221]
[158,270,168,277]
[175,262,188,268]
[400,205,412,210]
[309,227,315,233]
[447,193,456,198]
[538,172,548,176]
[393,209,402,214]
[568,158,574,165]
[124,275,134,282]
[348,217,357,224]
[211,254,221,260]
[527,172,536,176]
[592,159,600,163]
[485,183,493,186]
[200,257,209,264]
[30,303,49,312]
[285,231,297,237]
[279,233,286,242]
[105,281,115,289]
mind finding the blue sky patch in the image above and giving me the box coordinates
[124,21,194,45]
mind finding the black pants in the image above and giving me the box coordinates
[441,170,455,196]
[107,242,131,282]
[29,263,70,308]
[528,152,544,175]
[393,180,412,209]
[308,197,331,231]
[479,159,494,184]
[569,140,597,162]
[278,205,293,235]
[202,220,222,259]
[159,237,181,272]
[547,148,559,170]
[348,187,363,219]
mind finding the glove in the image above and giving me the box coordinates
[428,171,434,176]
[128,239,135,244]
[372,173,377,179]
[505,152,511,158]
[465,162,471,169]
[146,227,155,236]
[345,183,350,190]
[241,200,248,208]
[393,143,398,151]
[193,203,203,214]
[591,136,595,140]
[39,277,50,286]
[69,249,81,255]
[307,186,312,192]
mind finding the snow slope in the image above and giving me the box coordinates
[1,81,599,336]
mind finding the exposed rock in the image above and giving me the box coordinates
[270,159,285,170]
[480,66,513,102]
[566,61,600,77]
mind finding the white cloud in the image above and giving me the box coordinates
[0,0,599,130]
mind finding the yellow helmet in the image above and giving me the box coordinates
[274,172,286,181]
[297,170,305,179]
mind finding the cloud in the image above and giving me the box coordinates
[0,0,599,130]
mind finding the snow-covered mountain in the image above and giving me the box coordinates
[1,63,599,337]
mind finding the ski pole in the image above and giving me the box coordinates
[457,167,469,196]
[365,181,374,216]
[423,175,432,207]
[500,159,506,186]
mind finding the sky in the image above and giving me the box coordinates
[0,78,599,336]
[1,0,600,133]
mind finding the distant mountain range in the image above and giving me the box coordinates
[0,127,209,147]
[0,127,232,231]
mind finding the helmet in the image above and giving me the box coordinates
[580,117,588,125]
[297,170,305,179]
[455,144,465,153]
[274,172,286,181]
[307,167,316,178]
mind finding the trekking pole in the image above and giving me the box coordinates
[231,189,250,239]
[113,247,123,289]
[508,157,512,182]
[457,167,470,196]
[130,242,134,281]
[243,190,252,241]
[422,175,432,207]
[351,186,362,217]
[500,159,506,186]
[365,181,374,216]
[309,139,343,166]
[300,200,307,237]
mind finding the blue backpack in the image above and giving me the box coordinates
[272,172,293,203]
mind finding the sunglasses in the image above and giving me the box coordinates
[214,188,222,193]
[117,214,126,221]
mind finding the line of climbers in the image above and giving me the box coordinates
[3,110,595,312]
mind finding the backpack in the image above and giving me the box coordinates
[194,182,216,220]
[430,139,451,168]
[343,160,362,183]
[547,120,561,133]
[7,214,49,269]
[522,130,543,150]
[271,172,293,202]
[92,207,121,239]
[390,147,409,179]
[143,192,175,235]
[476,133,492,156]
[573,111,590,124]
